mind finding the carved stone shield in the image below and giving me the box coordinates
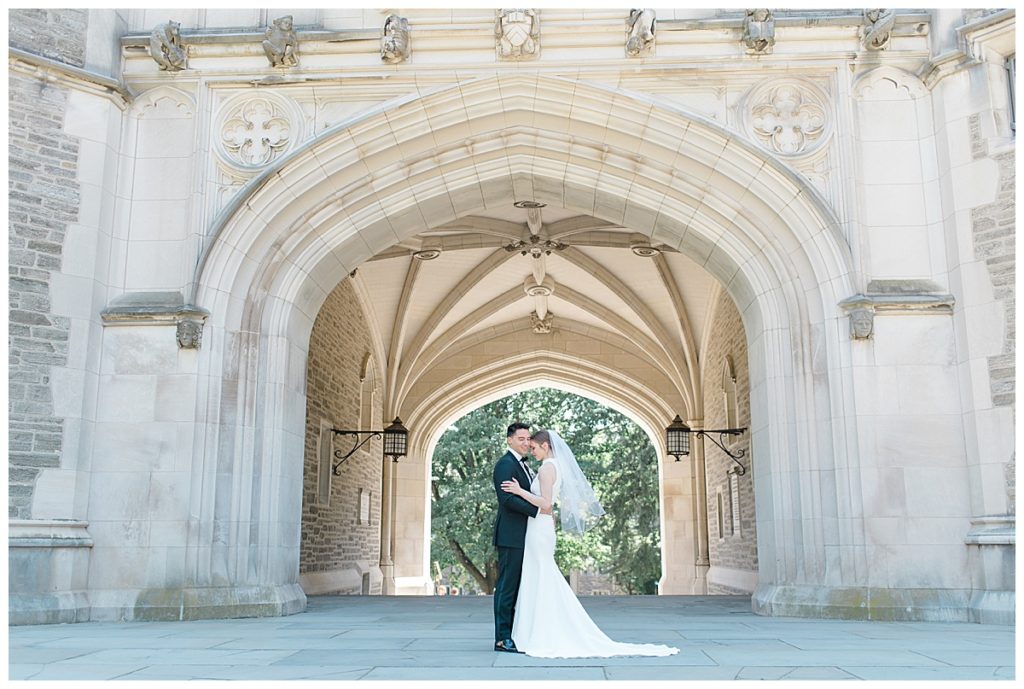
[502,11,532,47]
[497,9,538,59]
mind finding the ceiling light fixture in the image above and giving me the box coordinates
[631,244,661,257]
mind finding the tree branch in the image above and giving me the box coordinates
[448,537,492,593]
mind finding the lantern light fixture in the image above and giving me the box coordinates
[332,417,409,475]
[665,415,748,475]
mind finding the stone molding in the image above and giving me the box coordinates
[100,293,211,348]
[8,47,133,107]
[657,10,930,32]
[121,27,375,48]
[838,281,956,316]
[919,9,1015,87]
[753,583,978,622]
[9,519,93,549]
[958,8,1016,62]
[117,11,933,69]
[100,303,210,326]
[965,515,1015,546]
[707,564,757,593]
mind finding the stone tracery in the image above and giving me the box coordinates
[220,98,292,167]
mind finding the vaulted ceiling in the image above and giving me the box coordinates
[351,202,725,426]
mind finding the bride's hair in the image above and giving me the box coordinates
[530,429,551,447]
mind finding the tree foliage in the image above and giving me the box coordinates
[430,388,662,595]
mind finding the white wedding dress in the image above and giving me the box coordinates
[511,458,679,658]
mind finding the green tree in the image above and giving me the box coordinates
[430,388,661,594]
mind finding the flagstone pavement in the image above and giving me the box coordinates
[8,595,1015,681]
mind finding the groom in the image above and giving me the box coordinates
[492,422,549,652]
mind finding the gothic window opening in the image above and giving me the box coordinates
[1007,55,1016,135]
[360,353,377,432]
[722,355,739,445]
[730,473,741,537]
[716,489,725,540]
[317,419,332,505]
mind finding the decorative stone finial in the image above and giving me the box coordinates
[381,14,411,64]
[149,21,187,71]
[743,9,775,55]
[626,9,656,57]
[862,9,896,51]
[263,15,299,67]
[496,9,540,61]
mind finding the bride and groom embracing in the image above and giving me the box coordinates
[491,422,679,658]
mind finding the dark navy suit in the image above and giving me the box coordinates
[492,450,539,643]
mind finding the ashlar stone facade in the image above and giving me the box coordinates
[300,277,384,596]
[701,290,757,595]
[8,72,76,519]
[8,9,89,519]
[6,8,1015,627]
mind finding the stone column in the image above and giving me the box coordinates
[379,456,396,594]
[691,424,711,591]
[658,450,699,594]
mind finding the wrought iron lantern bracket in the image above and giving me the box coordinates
[665,415,748,475]
[330,430,381,475]
[330,417,409,475]
[693,428,748,475]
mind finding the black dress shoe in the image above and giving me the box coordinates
[494,639,521,653]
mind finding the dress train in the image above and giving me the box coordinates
[511,459,678,658]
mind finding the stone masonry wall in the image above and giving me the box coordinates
[702,290,757,594]
[970,150,1015,408]
[9,46,84,517]
[300,278,383,591]
[9,9,89,67]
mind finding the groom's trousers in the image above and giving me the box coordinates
[493,545,526,642]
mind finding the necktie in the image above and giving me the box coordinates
[520,459,533,481]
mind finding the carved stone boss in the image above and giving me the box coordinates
[496,9,540,61]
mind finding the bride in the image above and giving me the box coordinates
[500,429,679,658]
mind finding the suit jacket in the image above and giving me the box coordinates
[492,450,539,548]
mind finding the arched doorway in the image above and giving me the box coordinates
[189,73,856,617]
[427,386,667,597]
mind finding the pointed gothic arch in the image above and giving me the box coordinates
[184,72,861,613]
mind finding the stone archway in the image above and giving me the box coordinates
[415,377,673,594]
[189,73,857,617]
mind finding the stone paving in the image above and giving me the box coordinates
[8,595,1015,681]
